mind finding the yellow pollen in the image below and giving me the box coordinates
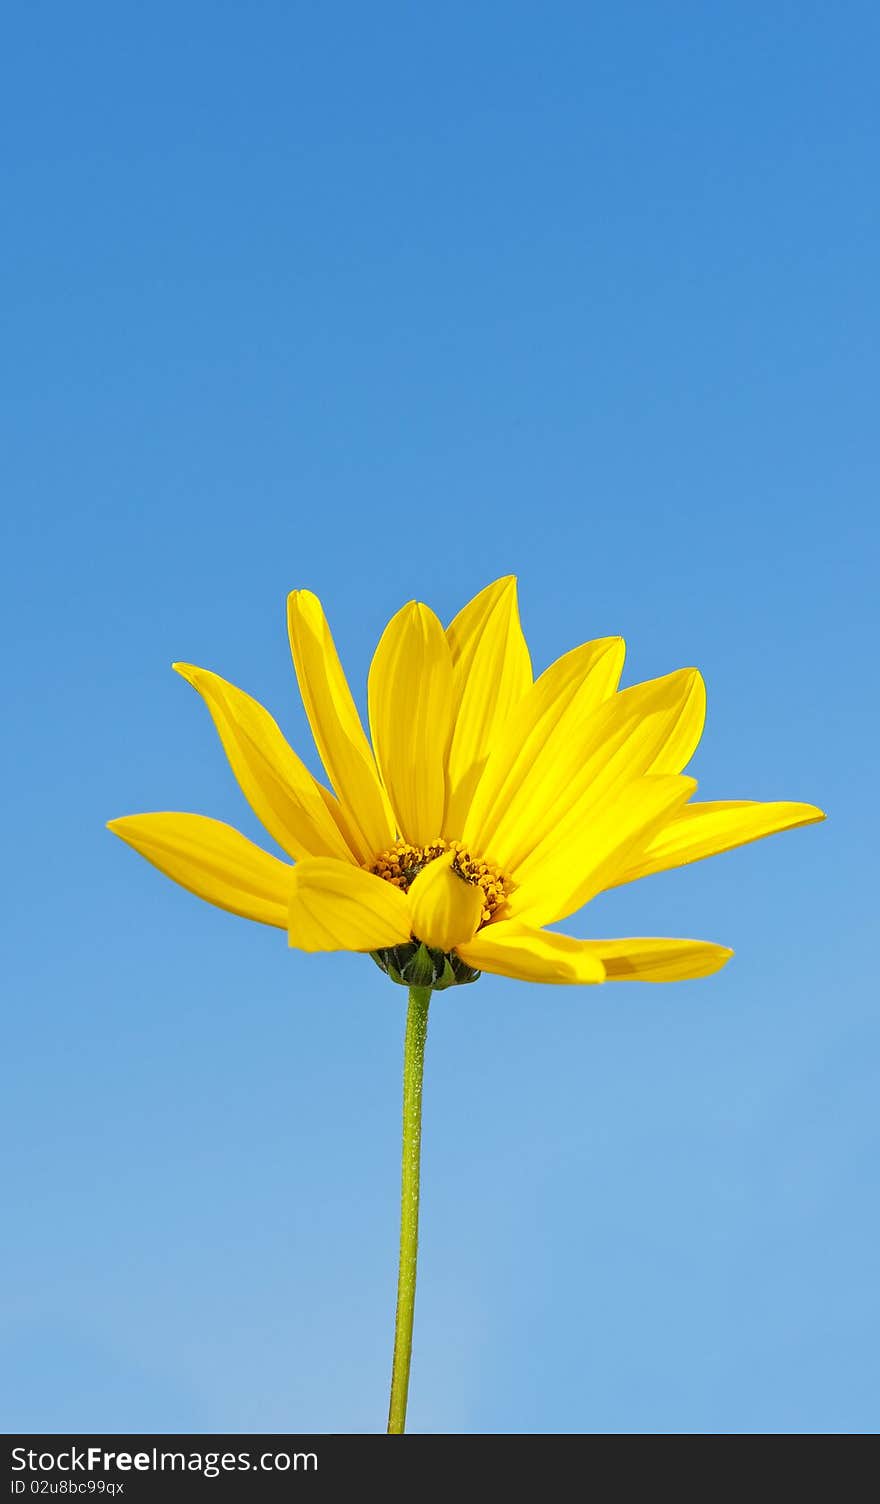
[366,838,513,926]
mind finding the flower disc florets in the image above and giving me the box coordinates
[367,837,512,926]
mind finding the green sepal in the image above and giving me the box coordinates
[404,942,437,988]
[432,955,458,992]
[371,941,481,990]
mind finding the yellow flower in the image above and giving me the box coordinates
[107,577,824,987]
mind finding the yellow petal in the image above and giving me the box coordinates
[467,665,698,873]
[368,601,454,845]
[174,664,354,862]
[579,936,734,981]
[443,577,532,834]
[287,590,395,862]
[508,774,696,925]
[463,635,625,856]
[107,813,291,927]
[408,854,484,951]
[288,858,412,952]
[612,799,826,887]
[457,919,606,984]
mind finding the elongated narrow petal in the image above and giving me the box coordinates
[287,591,395,862]
[467,665,699,873]
[463,635,625,857]
[443,577,532,834]
[579,936,734,981]
[174,664,354,863]
[368,601,454,845]
[508,775,696,925]
[408,854,484,952]
[288,858,412,952]
[107,813,291,927]
[458,920,606,984]
[612,799,826,887]
[640,667,705,774]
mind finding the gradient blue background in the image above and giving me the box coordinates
[2,2,877,1435]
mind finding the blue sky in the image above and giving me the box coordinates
[2,2,877,1434]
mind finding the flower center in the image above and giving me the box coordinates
[367,838,512,926]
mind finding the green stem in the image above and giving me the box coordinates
[387,984,432,1434]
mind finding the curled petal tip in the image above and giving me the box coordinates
[287,587,319,609]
